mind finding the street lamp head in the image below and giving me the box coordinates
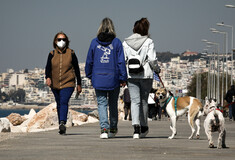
[216,22,224,26]
[225,4,235,8]
[210,28,217,31]
[201,39,208,42]
[206,42,213,45]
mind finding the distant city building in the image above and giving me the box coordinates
[0,52,234,104]
[9,73,27,88]
[7,69,14,73]
[182,50,198,57]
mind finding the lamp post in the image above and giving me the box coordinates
[217,22,234,86]
[211,30,228,106]
[206,42,220,103]
[202,39,212,99]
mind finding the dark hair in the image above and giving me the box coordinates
[53,31,70,49]
[133,18,150,36]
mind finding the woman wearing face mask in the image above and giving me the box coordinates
[45,31,82,135]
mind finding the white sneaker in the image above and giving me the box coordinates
[133,134,140,139]
[100,133,108,139]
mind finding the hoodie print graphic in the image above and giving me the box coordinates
[97,44,113,63]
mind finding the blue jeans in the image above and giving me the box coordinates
[51,87,74,124]
[128,79,153,126]
[95,87,120,130]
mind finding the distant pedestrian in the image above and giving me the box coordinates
[155,98,162,120]
[123,86,132,120]
[45,31,82,135]
[123,18,157,139]
[85,18,127,139]
[225,85,235,121]
[148,88,157,120]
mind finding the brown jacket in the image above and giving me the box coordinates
[50,48,76,89]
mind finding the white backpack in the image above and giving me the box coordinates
[127,54,144,74]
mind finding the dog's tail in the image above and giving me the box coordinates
[195,98,204,118]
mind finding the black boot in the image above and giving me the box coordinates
[59,121,66,135]
[133,125,140,139]
[140,126,149,138]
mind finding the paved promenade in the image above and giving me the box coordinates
[0,117,235,160]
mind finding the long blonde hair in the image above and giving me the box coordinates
[97,17,116,37]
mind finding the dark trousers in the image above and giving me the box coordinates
[148,103,157,119]
[232,103,235,120]
[124,102,131,120]
[156,105,161,119]
[229,105,233,119]
[51,87,74,124]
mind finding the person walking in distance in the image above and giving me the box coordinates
[148,88,157,120]
[123,86,132,120]
[45,32,82,135]
[123,18,157,139]
[85,18,127,139]
[225,85,235,121]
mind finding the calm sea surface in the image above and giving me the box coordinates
[0,108,92,118]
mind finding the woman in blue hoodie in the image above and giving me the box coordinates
[85,18,127,139]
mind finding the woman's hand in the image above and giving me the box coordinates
[120,81,126,87]
[75,85,82,99]
[46,78,52,87]
[77,85,82,94]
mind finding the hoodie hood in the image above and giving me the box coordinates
[96,32,115,46]
[125,33,148,51]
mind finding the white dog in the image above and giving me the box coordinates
[155,88,203,139]
[203,98,226,149]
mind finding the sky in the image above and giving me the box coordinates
[0,0,235,73]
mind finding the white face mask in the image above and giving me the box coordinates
[57,40,66,48]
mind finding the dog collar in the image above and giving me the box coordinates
[208,108,223,114]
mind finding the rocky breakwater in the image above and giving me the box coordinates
[0,103,99,133]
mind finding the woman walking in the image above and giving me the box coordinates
[45,32,82,135]
[85,18,127,139]
[123,18,157,139]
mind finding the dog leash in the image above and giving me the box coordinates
[156,73,165,88]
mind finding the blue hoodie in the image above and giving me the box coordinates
[85,37,127,90]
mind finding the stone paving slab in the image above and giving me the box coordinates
[0,117,235,160]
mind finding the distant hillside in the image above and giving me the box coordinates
[156,51,205,62]
[156,52,180,62]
